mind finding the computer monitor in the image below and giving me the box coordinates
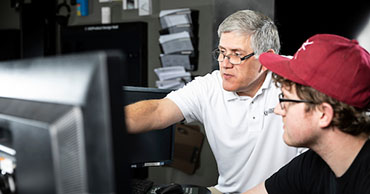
[122,86,174,168]
[60,22,148,87]
[0,51,130,194]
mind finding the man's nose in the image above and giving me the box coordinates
[221,57,233,68]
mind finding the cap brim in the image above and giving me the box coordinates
[259,53,307,86]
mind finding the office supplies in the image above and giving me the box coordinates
[160,53,193,70]
[154,66,191,81]
[159,8,192,29]
[159,31,194,54]
[101,7,111,24]
[138,0,152,16]
[76,0,88,16]
[154,66,191,89]
[123,0,138,10]
[158,8,199,74]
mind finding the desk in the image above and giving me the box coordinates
[149,184,211,194]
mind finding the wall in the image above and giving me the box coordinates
[0,1,20,61]
[0,1,19,29]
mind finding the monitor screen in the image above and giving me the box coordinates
[123,86,174,168]
[0,51,130,194]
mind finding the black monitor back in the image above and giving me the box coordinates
[60,22,148,87]
[0,51,130,194]
[122,86,174,168]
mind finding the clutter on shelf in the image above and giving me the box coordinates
[155,8,199,90]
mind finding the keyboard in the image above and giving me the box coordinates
[130,179,154,194]
[149,184,205,194]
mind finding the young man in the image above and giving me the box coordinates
[244,34,370,194]
[125,10,301,193]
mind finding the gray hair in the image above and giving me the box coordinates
[217,10,280,56]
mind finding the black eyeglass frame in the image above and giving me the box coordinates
[278,93,314,110]
[212,49,255,64]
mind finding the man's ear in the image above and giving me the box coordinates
[265,49,276,54]
[260,49,276,71]
[261,65,268,71]
[318,102,334,128]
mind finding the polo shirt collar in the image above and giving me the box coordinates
[223,71,273,101]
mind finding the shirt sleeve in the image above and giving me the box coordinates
[166,72,219,124]
[165,75,207,123]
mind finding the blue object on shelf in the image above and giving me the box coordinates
[76,0,88,16]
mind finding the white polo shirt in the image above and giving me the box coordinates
[166,71,300,193]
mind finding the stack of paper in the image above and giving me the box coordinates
[154,66,191,89]
[158,8,198,71]
[160,53,192,70]
[159,31,194,54]
[159,8,192,29]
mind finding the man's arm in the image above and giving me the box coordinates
[242,182,268,194]
[124,98,184,133]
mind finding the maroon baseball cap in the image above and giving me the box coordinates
[259,34,370,108]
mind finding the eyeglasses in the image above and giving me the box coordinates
[278,93,314,110]
[212,49,255,65]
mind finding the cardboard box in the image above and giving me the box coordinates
[168,124,204,174]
